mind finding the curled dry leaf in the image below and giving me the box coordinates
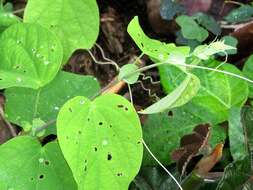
[194,143,224,176]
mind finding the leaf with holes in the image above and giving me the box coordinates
[4,71,100,135]
[0,23,63,89]
[140,73,200,114]
[127,16,190,62]
[24,0,99,63]
[0,136,77,190]
[57,94,143,190]
[159,59,248,124]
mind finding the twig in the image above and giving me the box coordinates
[32,120,56,136]
[13,8,25,14]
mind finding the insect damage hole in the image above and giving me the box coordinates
[107,153,112,161]
[38,174,45,180]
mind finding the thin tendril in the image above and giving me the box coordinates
[128,84,133,104]
[87,49,120,71]
[142,139,183,190]
[172,62,253,84]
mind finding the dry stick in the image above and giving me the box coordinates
[0,108,17,137]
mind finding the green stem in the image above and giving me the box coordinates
[13,8,25,14]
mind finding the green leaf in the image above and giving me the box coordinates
[160,0,185,21]
[228,107,248,161]
[0,10,20,33]
[243,54,253,98]
[127,16,189,61]
[176,15,209,42]
[24,0,99,63]
[142,112,226,166]
[225,5,253,23]
[130,166,179,190]
[193,12,221,36]
[0,136,77,190]
[4,71,100,135]
[119,64,140,84]
[220,36,238,55]
[216,156,253,190]
[57,94,143,190]
[0,23,63,89]
[159,59,248,124]
[193,40,236,60]
[140,73,200,114]
[241,106,253,157]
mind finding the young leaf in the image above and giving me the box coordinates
[193,40,236,60]
[0,136,77,190]
[159,59,249,124]
[119,64,140,84]
[140,73,200,114]
[57,94,143,190]
[228,107,248,161]
[176,15,209,42]
[24,0,99,63]
[0,23,63,89]
[243,54,253,98]
[4,71,100,135]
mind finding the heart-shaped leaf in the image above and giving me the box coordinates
[0,23,63,89]
[4,71,100,135]
[0,136,77,190]
[57,94,143,190]
[24,0,99,63]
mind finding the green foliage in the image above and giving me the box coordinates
[193,41,236,60]
[24,0,100,63]
[159,59,248,124]
[243,54,253,98]
[127,16,183,61]
[142,112,226,166]
[192,13,221,36]
[0,6,20,33]
[228,107,248,161]
[119,64,140,84]
[176,15,209,42]
[160,0,185,21]
[4,71,100,135]
[220,36,238,55]
[225,5,253,23]
[57,94,143,190]
[0,136,77,190]
[140,73,200,114]
[130,167,179,190]
[0,23,63,89]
